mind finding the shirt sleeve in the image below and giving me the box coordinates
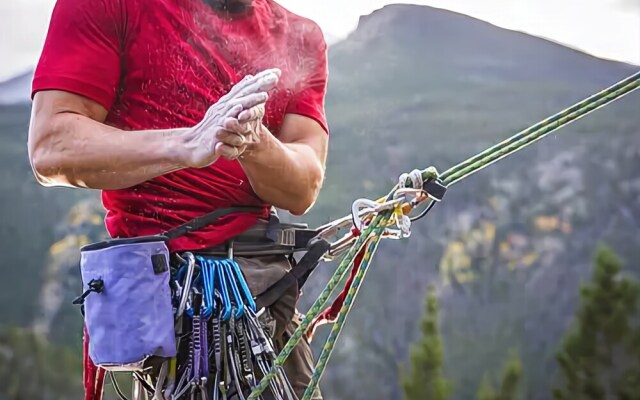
[31,0,124,110]
[285,22,329,134]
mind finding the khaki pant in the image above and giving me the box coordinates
[234,254,322,400]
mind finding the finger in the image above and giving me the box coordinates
[217,129,248,147]
[215,142,246,160]
[219,103,243,119]
[238,105,265,123]
[243,68,281,84]
[207,102,242,119]
[222,118,251,135]
[221,68,281,102]
[221,68,279,102]
[223,92,269,116]
[219,74,256,102]
[255,67,281,78]
[235,72,280,98]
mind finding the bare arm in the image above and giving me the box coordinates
[238,115,328,216]
[28,90,188,189]
[28,70,280,190]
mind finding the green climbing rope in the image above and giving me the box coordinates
[249,70,640,399]
[301,215,390,400]
[441,71,640,185]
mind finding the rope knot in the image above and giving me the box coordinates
[398,166,439,190]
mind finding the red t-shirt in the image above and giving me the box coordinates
[32,0,329,252]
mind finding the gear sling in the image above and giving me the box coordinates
[76,206,330,400]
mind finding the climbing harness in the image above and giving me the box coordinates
[75,70,639,400]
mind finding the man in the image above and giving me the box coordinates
[28,0,328,398]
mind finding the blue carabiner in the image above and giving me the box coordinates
[198,256,215,319]
[214,259,233,321]
[227,259,256,312]
[219,259,245,319]
[205,258,219,318]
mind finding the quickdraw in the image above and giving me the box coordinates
[167,255,296,400]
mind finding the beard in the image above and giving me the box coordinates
[206,0,253,14]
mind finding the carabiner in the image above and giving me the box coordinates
[198,257,218,319]
[176,252,196,319]
[215,260,233,321]
[220,260,245,319]
[351,198,379,232]
[229,258,256,312]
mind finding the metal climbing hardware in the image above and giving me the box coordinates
[398,167,447,202]
[153,254,296,400]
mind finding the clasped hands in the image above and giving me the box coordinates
[181,68,281,168]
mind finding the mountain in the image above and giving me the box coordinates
[0,4,639,400]
[311,5,639,400]
[0,71,32,105]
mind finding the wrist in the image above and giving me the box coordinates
[241,124,274,163]
[168,127,197,168]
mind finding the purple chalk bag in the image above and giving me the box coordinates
[79,235,176,370]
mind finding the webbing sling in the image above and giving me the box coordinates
[254,238,332,310]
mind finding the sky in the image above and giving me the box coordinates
[0,0,638,81]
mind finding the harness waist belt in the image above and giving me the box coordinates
[172,211,330,307]
[195,219,320,256]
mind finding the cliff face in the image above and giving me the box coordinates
[0,4,638,400]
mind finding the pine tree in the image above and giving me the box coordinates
[498,353,522,400]
[553,244,640,400]
[476,352,523,400]
[401,286,451,400]
[477,375,498,400]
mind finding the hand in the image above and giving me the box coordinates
[216,101,266,156]
[214,74,276,160]
[214,68,281,159]
[180,69,281,167]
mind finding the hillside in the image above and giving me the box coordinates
[0,4,639,400]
